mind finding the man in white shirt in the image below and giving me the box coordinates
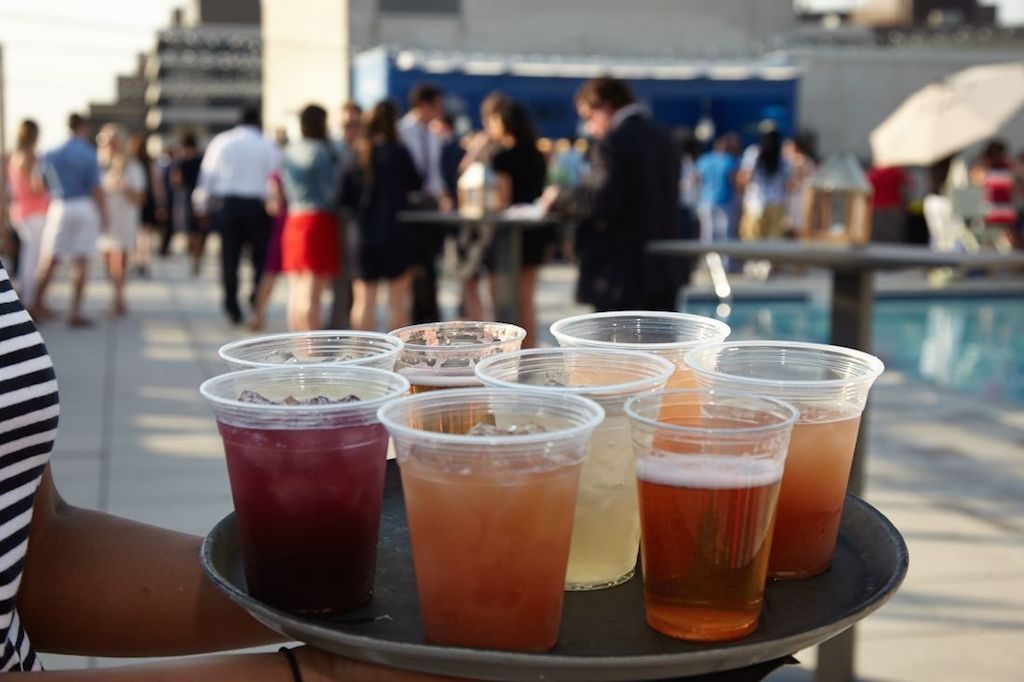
[398,83,447,323]
[194,107,278,325]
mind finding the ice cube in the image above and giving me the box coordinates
[466,420,548,436]
[237,390,275,404]
[306,394,361,405]
[283,395,301,405]
[262,349,297,364]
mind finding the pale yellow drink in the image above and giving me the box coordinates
[475,348,675,590]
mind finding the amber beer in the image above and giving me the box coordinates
[626,389,796,643]
[637,456,783,641]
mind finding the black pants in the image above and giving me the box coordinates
[218,196,271,322]
[411,229,443,324]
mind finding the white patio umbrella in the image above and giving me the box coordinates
[869,62,1024,167]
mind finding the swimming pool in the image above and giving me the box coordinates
[684,296,1024,406]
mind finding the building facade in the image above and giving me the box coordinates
[261,0,795,133]
[88,0,261,146]
[88,55,148,133]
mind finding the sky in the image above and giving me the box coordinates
[0,0,1023,149]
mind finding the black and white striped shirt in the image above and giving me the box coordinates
[0,264,58,671]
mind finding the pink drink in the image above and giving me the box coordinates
[219,421,389,614]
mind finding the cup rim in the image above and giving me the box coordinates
[550,310,730,351]
[218,330,404,369]
[200,365,411,414]
[377,387,605,447]
[624,389,800,437]
[683,340,885,391]
[388,320,527,353]
[475,348,676,397]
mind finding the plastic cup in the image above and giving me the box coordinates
[550,311,730,391]
[218,331,404,371]
[626,389,797,642]
[684,341,884,578]
[388,321,526,393]
[475,348,675,591]
[378,388,604,652]
[200,366,410,614]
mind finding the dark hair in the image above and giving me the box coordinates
[240,106,261,128]
[359,100,400,183]
[440,113,456,130]
[574,76,635,111]
[793,131,819,164]
[981,139,1008,164]
[756,129,783,177]
[483,93,539,153]
[409,83,443,107]
[181,132,198,149]
[16,120,39,151]
[68,113,87,133]
[342,101,363,117]
[299,104,329,141]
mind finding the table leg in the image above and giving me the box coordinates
[491,224,522,325]
[817,269,874,682]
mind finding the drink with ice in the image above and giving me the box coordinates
[475,348,675,590]
[200,366,410,614]
[379,388,603,651]
[218,420,388,612]
[218,330,404,371]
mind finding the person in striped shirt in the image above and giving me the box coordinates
[0,262,451,679]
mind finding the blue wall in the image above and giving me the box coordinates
[353,50,799,145]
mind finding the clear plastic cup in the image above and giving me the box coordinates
[378,388,604,652]
[218,331,404,371]
[388,321,526,392]
[550,311,730,391]
[626,389,798,642]
[475,348,675,591]
[200,366,409,614]
[683,341,884,578]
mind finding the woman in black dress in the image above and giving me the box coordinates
[481,94,549,345]
[340,100,423,331]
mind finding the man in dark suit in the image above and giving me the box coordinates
[549,77,687,311]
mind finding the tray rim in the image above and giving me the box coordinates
[201,494,908,681]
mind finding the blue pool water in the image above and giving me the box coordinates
[684,296,1024,406]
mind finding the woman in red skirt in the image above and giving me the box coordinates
[281,104,340,330]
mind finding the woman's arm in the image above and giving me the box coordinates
[18,467,283,657]
[14,469,462,680]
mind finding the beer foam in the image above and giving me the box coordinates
[398,369,479,388]
[636,455,782,489]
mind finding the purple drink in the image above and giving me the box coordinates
[201,366,410,615]
[220,421,389,613]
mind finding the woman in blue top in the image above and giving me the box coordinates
[281,104,339,331]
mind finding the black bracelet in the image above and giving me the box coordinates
[278,646,303,682]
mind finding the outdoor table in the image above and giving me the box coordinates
[647,239,1024,682]
[399,210,561,325]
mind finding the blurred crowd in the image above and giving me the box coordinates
[5,76,1023,334]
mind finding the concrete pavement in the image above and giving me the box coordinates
[29,248,1024,680]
